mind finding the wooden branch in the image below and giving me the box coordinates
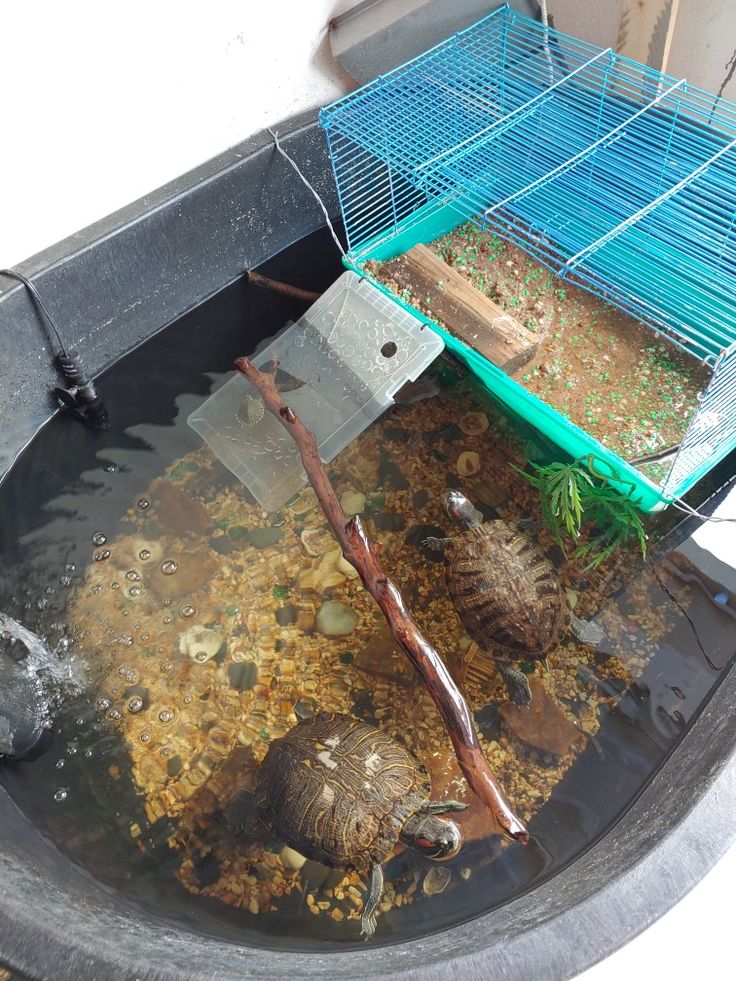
[245,269,321,303]
[234,355,529,844]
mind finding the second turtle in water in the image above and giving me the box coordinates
[250,711,466,937]
[426,490,567,705]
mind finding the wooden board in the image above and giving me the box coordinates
[391,245,538,375]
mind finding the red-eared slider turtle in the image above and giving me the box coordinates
[425,490,567,705]
[249,711,466,937]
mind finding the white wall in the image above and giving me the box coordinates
[0,0,356,266]
[2,1,734,267]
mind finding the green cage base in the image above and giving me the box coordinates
[345,200,680,514]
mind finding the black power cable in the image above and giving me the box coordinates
[0,267,109,429]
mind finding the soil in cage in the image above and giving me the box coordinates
[365,222,711,486]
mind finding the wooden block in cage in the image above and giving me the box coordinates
[391,244,538,374]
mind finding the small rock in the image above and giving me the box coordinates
[423,866,451,895]
[378,448,409,489]
[413,489,430,509]
[456,451,481,477]
[459,411,489,435]
[245,527,284,550]
[209,535,237,555]
[299,547,357,591]
[301,860,332,891]
[316,601,358,637]
[192,851,221,889]
[340,490,366,516]
[570,615,605,647]
[179,625,223,662]
[296,609,315,634]
[150,482,213,537]
[228,661,257,692]
[148,546,219,599]
[370,512,407,532]
[280,845,307,871]
[499,678,582,757]
[431,422,464,443]
[354,623,416,687]
[300,527,333,557]
[275,604,299,626]
[474,702,501,741]
[293,698,317,721]
[459,867,472,881]
[383,426,410,442]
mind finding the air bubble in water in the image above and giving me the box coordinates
[163,616,173,625]
[194,651,208,662]
[84,749,93,758]
[140,731,151,743]
[118,665,137,682]
[55,759,65,769]
[181,604,196,619]
[65,563,76,573]
[91,585,102,595]
[109,708,122,721]
[119,634,134,647]
[128,696,144,714]
[140,633,150,642]
[111,581,120,590]
[129,587,141,597]
[162,598,172,607]
[54,788,69,803]
[160,560,178,576]
[59,575,72,587]
[139,549,151,561]
[161,661,173,673]
[137,498,150,510]
[126,571,140,582]
[92,532,107,546]
[104,463,117,473]
[158,709,174,723]
[182,694,193,705]
[96,696,111,712]
[94,550,111,562]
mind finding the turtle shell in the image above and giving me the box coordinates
[445,521,565,661]
[255,712,430,873]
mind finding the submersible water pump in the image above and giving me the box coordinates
[0,268,109,430]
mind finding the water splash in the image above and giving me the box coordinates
[0,611,86,690]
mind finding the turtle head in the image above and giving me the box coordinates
[406,815,462,861]
[442,490,482,530]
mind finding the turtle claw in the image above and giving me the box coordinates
[422,536,450,554]
[425,799,469,814]
[360,911,378,939]
[498,663,532,706]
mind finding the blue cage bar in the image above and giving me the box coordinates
[320,4,736,509]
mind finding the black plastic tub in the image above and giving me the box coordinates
[1,111,735,981]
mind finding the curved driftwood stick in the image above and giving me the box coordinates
[234,356,528,844]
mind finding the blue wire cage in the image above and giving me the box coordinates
[320,3,736,510]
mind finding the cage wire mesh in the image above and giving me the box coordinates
[320,3,736,503]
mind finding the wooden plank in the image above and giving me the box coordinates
[391,244,538,375]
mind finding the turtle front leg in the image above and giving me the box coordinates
[498,662,532,706]
[424,800,468,814]
[422,536,452,555]
[361,864,384,939]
